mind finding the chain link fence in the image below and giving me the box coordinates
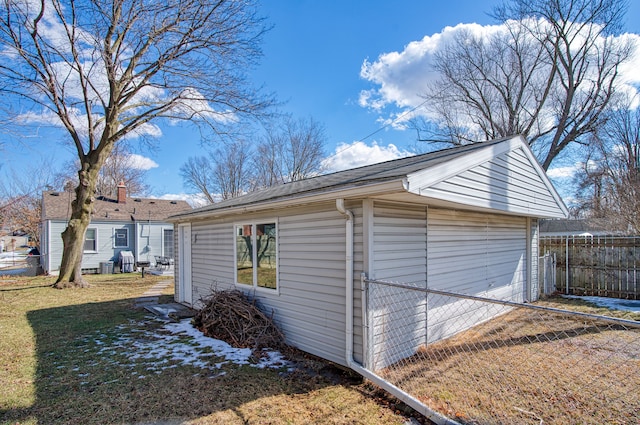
[364,277,640,425]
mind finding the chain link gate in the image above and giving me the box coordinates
[362,276,640,425]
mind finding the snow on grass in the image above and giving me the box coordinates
[563,295,640,312]
[73,317,289,381]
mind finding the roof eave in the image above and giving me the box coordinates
[168,179,408,223]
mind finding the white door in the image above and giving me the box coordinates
[178,223,192,305]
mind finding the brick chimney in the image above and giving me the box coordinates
[117,181,127,204]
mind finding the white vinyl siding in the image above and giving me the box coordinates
[276,208,348,365]
[88,223,135,269]
[190,221,235,305]
[411,146,566,218]
[369,202,427,370]
[426,208,527,344]
[47,221,67,272]
[135,222,164,263]
[529,218,539,301]
[187,204,352,367]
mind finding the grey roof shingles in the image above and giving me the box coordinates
[173,137,512,220]
[42,191,191,222]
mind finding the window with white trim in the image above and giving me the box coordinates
[235,222,277,290]
[84,228,97,252]
[113,228,129,248]
[163,228,174,259]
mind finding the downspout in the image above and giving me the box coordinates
[335,199,459,425]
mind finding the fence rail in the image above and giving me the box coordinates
[540,235,640,299]
[0,253,41,277]
[364,277,640,425]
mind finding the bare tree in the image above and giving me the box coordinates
[181,116,326,201]
[574,95,640,232]
[0,0,272,287]
[0,160,60,246]
[181,139,253,203]
[416,0,635,170]
[57,143,152,198]
[180,156,217,204]
[95,144,151,197]
[253,116,326,188]
[213,139,254,200]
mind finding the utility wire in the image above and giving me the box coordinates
[323,99,429,162]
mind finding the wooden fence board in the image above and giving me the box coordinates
[540,236,640,299]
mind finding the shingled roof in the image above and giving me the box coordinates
[170,135,568,222]
[42,191,191,222]
[171,137,510,220]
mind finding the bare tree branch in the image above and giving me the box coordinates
[417,0,634,170]
[0,0,273,286]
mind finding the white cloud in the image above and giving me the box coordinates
[359,21,640,127]
[322,141,414,173]
[359,22,504,114]
[547,165,580,179]
[125,154,158,170]
[616,33,640,89]
[546,159,602,179]
[159,192,209,208]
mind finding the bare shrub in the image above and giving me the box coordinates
[193,288,286,352]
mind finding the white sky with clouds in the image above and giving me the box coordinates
[2,0,639,203]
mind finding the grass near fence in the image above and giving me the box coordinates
[0,274,414,425]
[379,296,640,425]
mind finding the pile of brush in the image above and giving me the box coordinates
[193,288,286,351]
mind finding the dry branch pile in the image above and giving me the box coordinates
[193,288,286,352]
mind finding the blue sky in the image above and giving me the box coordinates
[148,0,507,199]
[2,1,640,203]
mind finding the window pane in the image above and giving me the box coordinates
[236,224,253,285]
[163,229,174,259]
[256,223,276,289]
[114,228,128,248]
[84,228,96,251]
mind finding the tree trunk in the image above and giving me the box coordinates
[55,158,105,288]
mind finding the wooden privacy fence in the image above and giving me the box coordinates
[539,235,640,299]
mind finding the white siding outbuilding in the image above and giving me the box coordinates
[169,136,568,370]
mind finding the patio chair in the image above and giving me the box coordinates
[154,255,171,269]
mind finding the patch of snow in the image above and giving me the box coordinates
[562,295,640,312]
[79,317,288,379]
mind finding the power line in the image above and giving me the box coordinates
[324,99,429,162]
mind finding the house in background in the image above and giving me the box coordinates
[539,218,624,237]
[40,183,191,275]
[169,135,568,371]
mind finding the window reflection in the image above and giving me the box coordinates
[236,224,253,285]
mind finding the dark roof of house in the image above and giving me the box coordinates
[539,218,616,234]
[173,137,514,220]
[42,191,191,222]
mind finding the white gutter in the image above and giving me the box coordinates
[335,199,459,425]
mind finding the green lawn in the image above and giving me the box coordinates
[0,274,414,425]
